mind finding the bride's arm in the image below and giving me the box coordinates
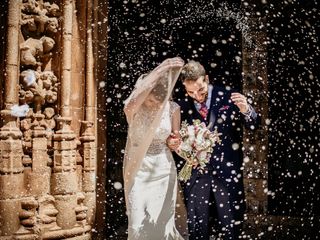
[123,74,153,121]
[171,105,181,137]
[124,58,184,122]
[167,103,181,151]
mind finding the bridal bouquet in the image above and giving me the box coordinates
[177,119,221,182]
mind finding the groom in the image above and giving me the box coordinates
[170,60,260,240]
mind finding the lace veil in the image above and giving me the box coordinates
[123,62,182,201]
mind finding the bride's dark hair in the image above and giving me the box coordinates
[150,78,168,102]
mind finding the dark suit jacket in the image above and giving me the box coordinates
[175,86,260,220]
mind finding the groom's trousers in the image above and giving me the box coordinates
[184,172,241,240]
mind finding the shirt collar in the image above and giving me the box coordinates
[194,84,213,110]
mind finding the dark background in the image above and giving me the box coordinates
[267,0,320,217]
[106,0,319,238]
[106,0,243,236]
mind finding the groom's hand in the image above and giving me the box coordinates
[231,92,250,114]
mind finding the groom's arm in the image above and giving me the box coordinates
[230,92,260,130]
[240,104,260,130]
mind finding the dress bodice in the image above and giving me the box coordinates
[130,101,179,149]
[148,101,179,154]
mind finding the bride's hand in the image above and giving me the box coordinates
[166,131,181,151]
[153,57,184,75]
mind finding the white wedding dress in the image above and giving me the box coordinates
[126,101,185,240]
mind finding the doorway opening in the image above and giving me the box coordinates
[106,0,242,237]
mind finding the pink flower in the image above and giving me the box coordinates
[177,119,221,182]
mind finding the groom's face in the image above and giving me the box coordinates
[183,75,209,103]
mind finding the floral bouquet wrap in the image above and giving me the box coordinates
[177,119,221,182]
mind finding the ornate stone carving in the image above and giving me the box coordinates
[75,193,88,227]
[14,196,60,239]
[21,200,37,229]
[80,121,96,224]
[19,69,58,166]
[21,0,60,36]
[43,2,60,17]
[19,70,58,112]
[0,110,24,174]
[43,107,55,166]
[80,121,96,172]
[20,109,33,166]
[53,117,77,173]
[38,195,60,232]
[20,37,55,67]
[1,0,97,238]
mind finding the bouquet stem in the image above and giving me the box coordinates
[178,162,193,182]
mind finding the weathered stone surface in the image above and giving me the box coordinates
[0,1,98,238]
[0,199,21,236]
[54,194,78,229]
[24,167,51,196]
[83,192,96,225]
[82,171,96,192]
[0,173,25,199]
[51,171,79,195]
[0,139,24,174]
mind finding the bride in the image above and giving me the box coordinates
[123,57,186,240]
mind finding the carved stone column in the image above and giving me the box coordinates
[80,121,96,225]
[0,111,25,238]
[0,0,101,238]
[52,117,78,228]
[60,0,73,118]
[79,0,97,226]
[0,1,25,237]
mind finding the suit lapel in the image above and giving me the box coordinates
[187,96,206,123]
[208,87,222,130]
[183,97,206,194]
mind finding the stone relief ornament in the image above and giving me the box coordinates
[21,0,60,36]
[20,36,55,67]
[14,196,60,237]
[1,0,96,238]
[20,109,33,165]
[16,198,40,235]
[43,2,60,17]
[19,70,58,110]
[76,192,89,227]
[19,69,58,163]
[37,195,60,232]
[21,0,43,15]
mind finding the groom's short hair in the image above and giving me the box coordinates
[179,60,206,82]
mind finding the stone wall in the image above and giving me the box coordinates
[0,0,102,239]
[241,1,270,237]
[242,15,269,236]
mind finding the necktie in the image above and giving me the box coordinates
[199,102,208,119]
